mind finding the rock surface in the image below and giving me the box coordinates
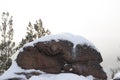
[5,77,25,80]
[16,39,107,79]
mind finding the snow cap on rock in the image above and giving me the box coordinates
[20,33,96,52]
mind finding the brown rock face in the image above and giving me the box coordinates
[17,46,64,73]
[16,39,107,79]
[5,78,25,80]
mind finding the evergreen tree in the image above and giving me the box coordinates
[118,57,120,61]
[111,57,120,78]
[0,12,16,75]
[17,19,50,49]
[0,12,51,75]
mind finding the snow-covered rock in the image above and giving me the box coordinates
[20,33,96,50]
[0,60,95,80]
[0,33,107,80]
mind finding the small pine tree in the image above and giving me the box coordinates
[0,12,16,75]
[17,19,50,49]
[0,12,51,75]
[110,56,120,79]
[118,57,120,61]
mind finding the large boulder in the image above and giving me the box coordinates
[17,46,64,73]
[16,33,107,79]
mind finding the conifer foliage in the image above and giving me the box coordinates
[0,12,15,75]
[111,57,120,78]
[0,12,51,75]
[17,19,50,49]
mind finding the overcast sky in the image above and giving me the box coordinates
[0,0,120,78]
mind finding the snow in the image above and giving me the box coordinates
[0,60,44,80]
[69,68,73,71]
[0,59,95,80]
[0,33,96,80]
[20,33,96,52]
[29,73,94,80]
[114,72,120,79]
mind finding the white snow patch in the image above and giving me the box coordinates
[29,73,94,80]
[10,50,19,60]
[20,33,96,52]
[114,72,120,79]
[0,60,44,80]
[69,68,73,71]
